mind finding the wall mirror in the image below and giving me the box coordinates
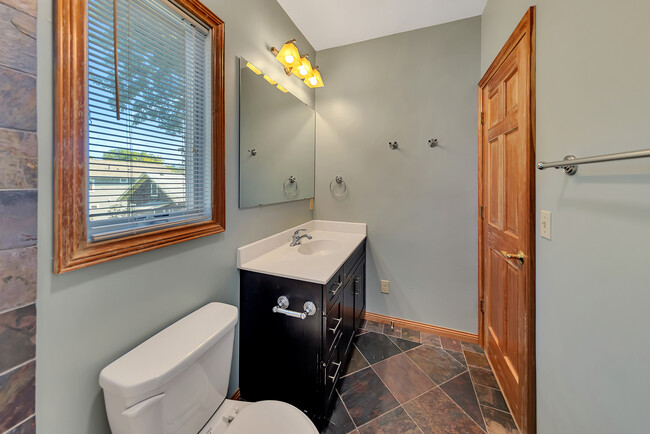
[239,57,315,208]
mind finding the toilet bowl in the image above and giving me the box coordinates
[99,303,318,434]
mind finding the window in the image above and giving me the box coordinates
[55,0,224,273]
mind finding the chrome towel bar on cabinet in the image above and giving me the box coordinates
[272,296,316,320]
[537,148,650,175]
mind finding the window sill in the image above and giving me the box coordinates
[55,220,224,274]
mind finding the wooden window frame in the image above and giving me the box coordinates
[54,0,225,274]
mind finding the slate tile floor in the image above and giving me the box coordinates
[321,321,519,434]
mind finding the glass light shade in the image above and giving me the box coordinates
[263,75,277,85]
[276,84,288,93]
[291,56,314,79]
[276,42,301,69]
[246,62,262,75]
[304,68,324,88]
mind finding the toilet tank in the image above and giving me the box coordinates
[99,303,238,434]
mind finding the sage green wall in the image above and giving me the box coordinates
[35,0,314,432]
[482,0,650,432]
[314,17,481,333]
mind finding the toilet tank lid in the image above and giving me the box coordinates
[99,302,238,398]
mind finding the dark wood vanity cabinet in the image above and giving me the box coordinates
[239,241,366,425]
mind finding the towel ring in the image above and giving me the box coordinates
[283,176,298,195]
[330,176,347,197]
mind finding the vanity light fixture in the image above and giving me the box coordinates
[291,55,314,80]
[271,39,324,87]
[304,67,324,88]
[272,39,301,71]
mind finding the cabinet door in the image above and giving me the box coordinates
[342,278,355,355]
[239,271,321,418]
[353,259,366,330]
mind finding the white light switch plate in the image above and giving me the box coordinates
[540,210,551,240]
[380,280,389,294]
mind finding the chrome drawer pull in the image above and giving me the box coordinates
[328,317,342,334]
[272,296,316,320]
[329,281,342,296]
[328,362,341,382]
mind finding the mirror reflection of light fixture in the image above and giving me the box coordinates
[304,67,324,88]
[291,55,314,80]
[246,62,262,75]
[263,75,277,85]
[242,61,289,95]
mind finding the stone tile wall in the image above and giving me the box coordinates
[0,0,37,432]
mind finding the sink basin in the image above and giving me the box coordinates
[237,220,367,284]
[297,240,341,256]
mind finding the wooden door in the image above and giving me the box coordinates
[478,7,536,433]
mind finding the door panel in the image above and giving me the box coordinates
[505,128,521,236]
[506,261,520,378]
[479,7,535,433]
[488,248,505,347]
[488,87,504,128]
[488,137,503,228]
[506,69,519,114]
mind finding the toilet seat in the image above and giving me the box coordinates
[226,400,318,434]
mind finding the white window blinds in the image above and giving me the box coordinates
[87,0,212,241]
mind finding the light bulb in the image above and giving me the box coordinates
[309,77,318,86]
[299,66,307,76]
[284,55,294,64]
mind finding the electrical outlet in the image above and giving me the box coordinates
[309,198,314,211]
[540,210,551,240]
[380,280,389,294]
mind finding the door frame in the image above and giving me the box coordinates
[477,6,536,433]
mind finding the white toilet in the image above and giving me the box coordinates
[99,303,319,434]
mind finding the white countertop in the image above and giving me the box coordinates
[237,220,367,284]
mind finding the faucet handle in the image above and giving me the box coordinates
[293,228,307,236]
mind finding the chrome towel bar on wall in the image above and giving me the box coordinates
[537,148,650,175]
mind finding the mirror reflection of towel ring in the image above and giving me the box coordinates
[283,176,298,195]
[330,176,347,198]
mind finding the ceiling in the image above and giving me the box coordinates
[276,0,487,51]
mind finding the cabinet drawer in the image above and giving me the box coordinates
[324,347,343,403]
[344,242,365,284]
[325,267,344,311]
[324,297,343,361]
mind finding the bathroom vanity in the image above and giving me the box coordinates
[237,221,366,424]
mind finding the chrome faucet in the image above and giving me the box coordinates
[290,229,312,247]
